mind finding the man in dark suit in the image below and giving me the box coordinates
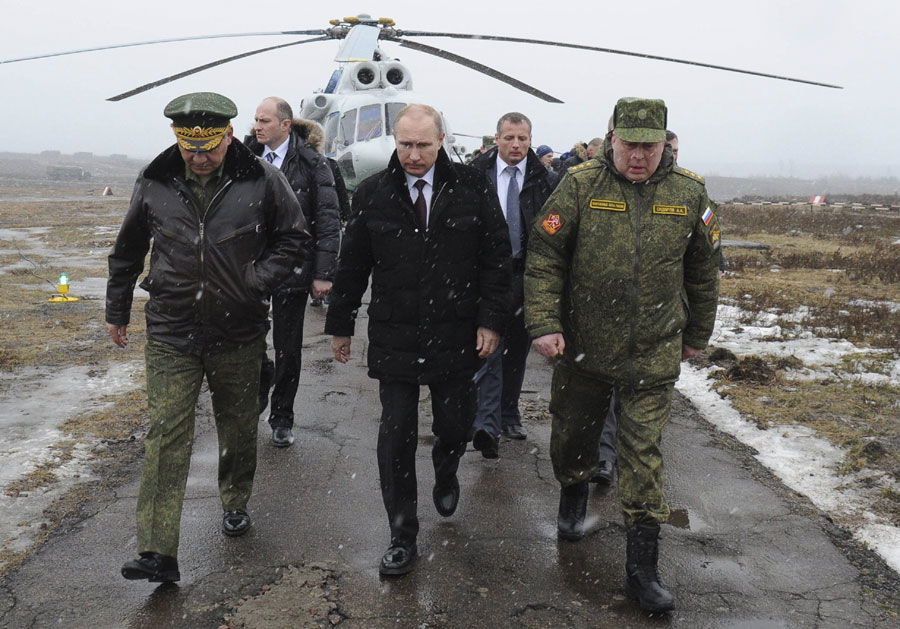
[325,104,511,576]
[468,112,559,458]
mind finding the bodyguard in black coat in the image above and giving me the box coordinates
[246,100,342,446]
[325,105,511,576]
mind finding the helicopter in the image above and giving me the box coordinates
[1,14,841,189]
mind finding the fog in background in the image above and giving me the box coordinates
[1,1,895,179]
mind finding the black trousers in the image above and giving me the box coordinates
[260,289,309,428]
[377,378,475,547]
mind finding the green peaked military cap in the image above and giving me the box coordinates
[612,97,667,143]
[164,92,238,151]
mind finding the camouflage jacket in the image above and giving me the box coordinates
[524,149,720,390]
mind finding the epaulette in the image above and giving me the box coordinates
[567,159,601,174]
[674,165,705,184]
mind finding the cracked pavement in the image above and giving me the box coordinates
[1,304,898,628]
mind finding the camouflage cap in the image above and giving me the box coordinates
[164,92,238,152]
[482,135,496,148]
[612,97,667,143]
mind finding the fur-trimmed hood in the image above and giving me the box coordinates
[291,118,325,154]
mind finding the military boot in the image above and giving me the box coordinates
[625,523,675,612]
[557,481,589,541]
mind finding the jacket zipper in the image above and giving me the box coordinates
[629,185,643,391]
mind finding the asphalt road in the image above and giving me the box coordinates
[1,304,897,628]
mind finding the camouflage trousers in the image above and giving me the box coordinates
[549,361,672,528]
[137,336,265,558]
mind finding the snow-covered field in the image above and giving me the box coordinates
[677,303,900,572]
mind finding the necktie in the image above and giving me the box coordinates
[265,152,276,163]
[505,166,521,256]
[414,179,428,229]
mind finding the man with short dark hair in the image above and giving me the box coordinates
[108,92,309,583]
[248,96,341,447]
[526,97,720,612]
[468,111,558,458]
[326,104,511,576]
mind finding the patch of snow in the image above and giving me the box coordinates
[0,361,142,567]
[677,364,900,573]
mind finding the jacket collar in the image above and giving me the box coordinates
[143,139,265,183]
[472,146,546,187]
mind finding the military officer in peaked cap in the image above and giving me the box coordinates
[525,97,720,612]
[107,91,309,583]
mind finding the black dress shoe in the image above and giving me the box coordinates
[433,476,460,517]
[379,543,417,576]
[501,424,527,440]
[222,509,251,537]
[272,426,295,447]
[591,460,614,485]
[472,429,499,459]
[122,552,180,583]
[557,481,589,541]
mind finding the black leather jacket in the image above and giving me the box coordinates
[106,139,310,354]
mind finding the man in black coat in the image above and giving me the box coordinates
[325,104,512,576]
[246,97,342,447]
[468,112,559,458]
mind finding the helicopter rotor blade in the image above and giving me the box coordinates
[0,30,328,65]
[107,36,331,101]
[392,38,563,103]
[397,31,842,90]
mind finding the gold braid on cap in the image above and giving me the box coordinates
[171,123,232,151]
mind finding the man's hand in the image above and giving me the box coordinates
[681,344,703,360]
[476,327,499,358]
[332,336,351,363]
[107,323,128,348]
[312,279,332,299]
[533,333,565,358]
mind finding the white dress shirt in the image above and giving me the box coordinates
[495,157,526,219]
[404,166,436,228]
[264,137,289,169]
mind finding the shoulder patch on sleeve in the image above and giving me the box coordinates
[674,166,705,184]
[541,211,565,235]
[567,159,601,174]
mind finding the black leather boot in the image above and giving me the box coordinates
[625,523,675,612]
[557,481,589,541]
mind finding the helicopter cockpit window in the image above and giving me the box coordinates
[385,103,406,136]
[339,109,357,147]
[357,104,383,142]
[324,112,340,155]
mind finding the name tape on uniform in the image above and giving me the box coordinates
[589,199,626,212]
[652,205,688,216]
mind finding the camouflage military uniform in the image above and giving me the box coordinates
[525,142,720,527]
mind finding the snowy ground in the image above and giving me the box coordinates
[677,303,900,573]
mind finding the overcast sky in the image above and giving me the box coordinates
[1,1,895,178]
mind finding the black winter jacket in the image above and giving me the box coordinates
[245,123,340,291]
[106,139,310,355]
[470,147,559,258]
[325,148,512,384]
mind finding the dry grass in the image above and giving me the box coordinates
[712,203,900,523]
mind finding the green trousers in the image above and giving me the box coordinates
[549,361,673,528]
[137,336,264,558]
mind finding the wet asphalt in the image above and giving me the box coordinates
[1,303,898,628]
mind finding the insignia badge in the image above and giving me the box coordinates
[710,227,720,243]
[542,212,564,235]
[701,207,714,225]
[589,199,626,212]
[653,204,688,216]
[192,126,203,135]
